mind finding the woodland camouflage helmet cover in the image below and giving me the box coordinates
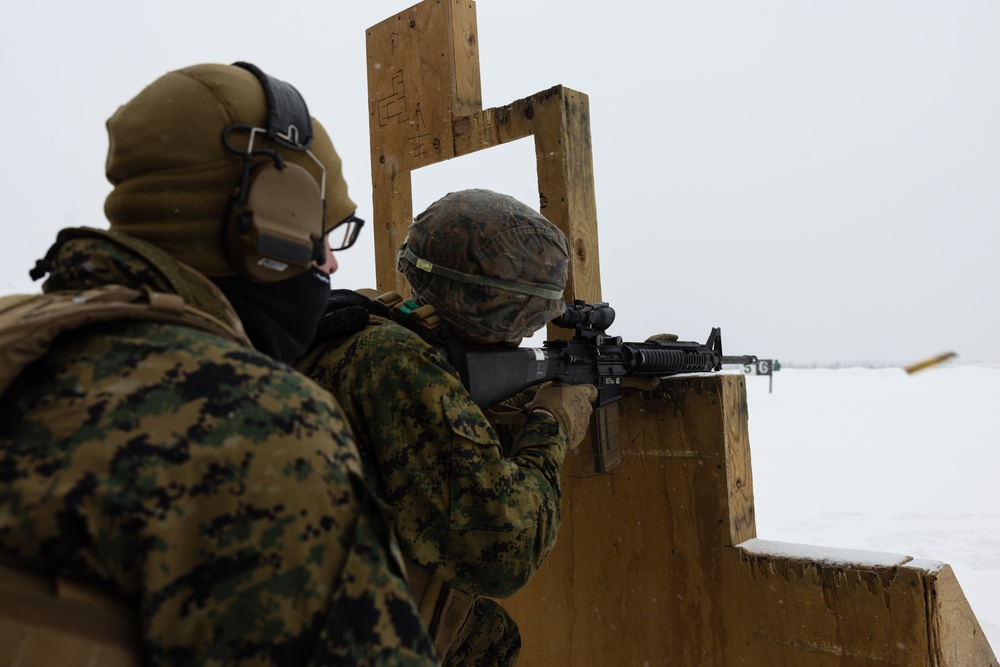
[397,189,569,342]
[103,63,355,278]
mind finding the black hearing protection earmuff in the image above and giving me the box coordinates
[222,61,328,283]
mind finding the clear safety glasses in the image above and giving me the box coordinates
[328,213,365,251]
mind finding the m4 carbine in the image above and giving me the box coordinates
[441,300,757,473]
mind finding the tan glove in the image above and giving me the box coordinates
[646,333,679,342]
[525,382,599,450]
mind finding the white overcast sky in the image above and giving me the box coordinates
[2,1,997,366]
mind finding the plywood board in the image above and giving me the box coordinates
[501,376,997,666]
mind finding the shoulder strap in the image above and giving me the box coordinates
[0,285,252,397]
[354,289,442,340]
[0,560,139,662]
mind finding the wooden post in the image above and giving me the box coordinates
[367,0,482,296]
[365,2,998,664]
[367,1,600,306]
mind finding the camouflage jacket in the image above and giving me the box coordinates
[0,229,437,667]
[298,318,569,598]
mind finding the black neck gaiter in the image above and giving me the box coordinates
[213,268,330,365]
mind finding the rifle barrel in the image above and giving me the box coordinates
[721,355,758,366]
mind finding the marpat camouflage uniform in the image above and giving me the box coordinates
[299,317,569,667]
[0,233,438,666]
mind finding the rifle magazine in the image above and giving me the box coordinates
[591,404,622,473]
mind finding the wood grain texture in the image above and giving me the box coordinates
[501,375,997,666]
[366,0,483,294]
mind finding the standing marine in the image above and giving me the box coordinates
[297,189,598,666]
[0,62,437,666]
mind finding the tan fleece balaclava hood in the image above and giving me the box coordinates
[103,63,355,278]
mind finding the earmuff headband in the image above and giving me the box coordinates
[232,61,313,151]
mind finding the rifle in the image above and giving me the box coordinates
[440,300,757,473]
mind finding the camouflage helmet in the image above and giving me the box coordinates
[103,63,355,278]
[397,189,569,342]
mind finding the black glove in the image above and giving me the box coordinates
[314,289,389,343]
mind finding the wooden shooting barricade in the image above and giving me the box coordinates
[366,2,998,664]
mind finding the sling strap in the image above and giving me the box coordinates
[404,559,476,658]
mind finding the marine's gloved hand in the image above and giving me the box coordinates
[314,289,391,343]
[525,382,599,450]
[646,333,679,342]
[315,304,369,343]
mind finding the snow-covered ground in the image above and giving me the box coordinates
[744,362,999,652]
